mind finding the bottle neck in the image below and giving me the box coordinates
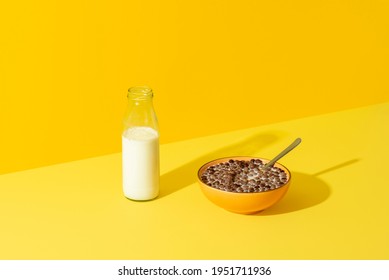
[127,86,154,108]
[127,86,154,109]
[124,86,158,131]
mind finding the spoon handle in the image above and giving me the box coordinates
[263,138,302,169]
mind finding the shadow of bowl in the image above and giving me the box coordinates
[258,172,331,215]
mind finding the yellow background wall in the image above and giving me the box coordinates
[1,0,388,174]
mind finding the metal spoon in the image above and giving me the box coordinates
[262,138,302,171]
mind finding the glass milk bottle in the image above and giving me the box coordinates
[122,86,159,200]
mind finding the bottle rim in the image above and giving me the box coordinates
[127,86,153,99]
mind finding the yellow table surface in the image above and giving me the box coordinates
[1,102,388,260]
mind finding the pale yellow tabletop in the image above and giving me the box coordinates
[1,102,388,260]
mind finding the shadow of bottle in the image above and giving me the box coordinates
[159,132,280,198]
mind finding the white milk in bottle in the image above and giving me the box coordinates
[122,126,159,200]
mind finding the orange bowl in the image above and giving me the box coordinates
[197,156,291,214]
